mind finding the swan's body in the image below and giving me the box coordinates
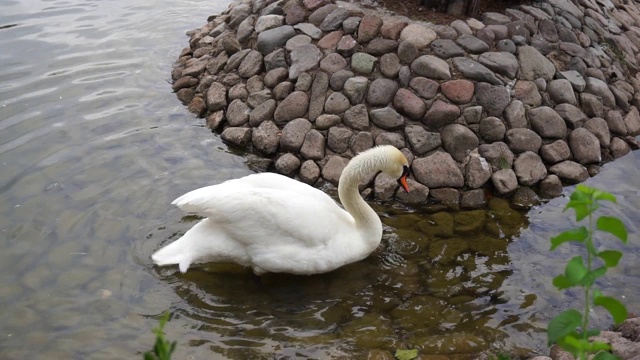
[151,145,410,275]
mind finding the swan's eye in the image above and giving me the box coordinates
[401,165,410,177]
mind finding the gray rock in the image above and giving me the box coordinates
[264,67,289,88]
[584,117,610,147]
[275,153,301,176]
[343,16,361,34]
[399,23,437,49]
[475,82,510,117]
[299,160,320,185]
[404,124,441,155]
[504,100,527,128]
[491,169,518,195]
[380,53,401,78]
[293,23,323,39]
[369,107,404,130]
[412,151,464,188]
[505,128,542,153]
[511,186,541,210]
[476,27,495,47]
[451,19,472,35]
[221,127,252,148]
[259,1,283,16]
[285,34,312,51]
[429,39,465,59]
[295,72,313,92]
[357,14,383,43]
[393,88,426,120]
[349,131,374,154]
[547,79,577,105]
[257,25,296,54]
[255,14,285,33]
[528,106,567,139]
[398,66,411,88]
[314,114,341,130]
[559,42,586,58]
[229,4,251,28]
[452,57,502,85]
[549,161,589,183]
[319,7,350,32]
[343,104,369,130]
[366,78,398,106]
[319,53,347,74]
[280,118,312,152]
[411,55,451,80]
[321,155,349,185]
[327,127,354,153]
[336,35,359,57]
[285,4,306,25]
[289,44,322,80]
[422,100,460,130]
[557,70,586,92]
[478,52,519,79]
[463,106,483,124]
[478,142,514,169]
[308,72,329,121]
[479,116,506,142]
[538,18,558,42]
[206,82,227,111]
[517,45,556,81]
[228,83,249,101]
[343,76,368,105]
[466,152,492,188]
[236,16,256,43]
[624,106,640,135]
[398,40,419,64]
[456,35,490,54]
[246,76,265,94]
[513,80,542,107]
[610,137,631,158]
[226,99,250,126]
[308,4,337,26]
[374,173,399,201]
[496,39,516,53]
[264,48,288,72]
[274,91,309,125]
[441,124,479,162]
[395,178,430,205]
[555,103,587,129]
[351,52,377,75]
[585,77,616,108]
[429,188,461,210]
[329,69,355,91]
[461,189,487,209]
[539,174,563,199]
[375,132,406,148]
[324,92,350,114]
[530,34,554,55]
[273,82,294,100]
[300,129,325,160]
[410,77,439,99]
[483,12,511,25]
[569,128,601,164]
[580,93,604,118]
[246,89,272,108]
[605,110,627,135]
[366,38,399,56]
[206,110,224,130]
[514,151,547,186]
[540,140,571,163]
[252,120,280,154]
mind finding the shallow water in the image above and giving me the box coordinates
[0,0,639,358]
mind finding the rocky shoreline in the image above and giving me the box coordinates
[171,0,640,212]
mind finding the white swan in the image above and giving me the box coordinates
[151,145,410,275]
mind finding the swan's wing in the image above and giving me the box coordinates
[172,185,353,248]
[222,172,328,198]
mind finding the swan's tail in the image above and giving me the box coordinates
[151,239,193,273]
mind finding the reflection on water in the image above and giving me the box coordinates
[0,0,638,358]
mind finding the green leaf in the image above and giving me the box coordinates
[395,349,418,360]
[565,256,588,285]
[580,266,608,287]
[598,250,623,267]
[594,293,627,324]
[561,333,591,351]
[589,341,612,352]
[576,184,596,195]
[565,200,592,222]
[597,216,628,243]
[550,227,589,250]
[553,275,575,290]
[593,351,621,360]
[548,309,583,344]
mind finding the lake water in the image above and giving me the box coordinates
[1,0,639,358]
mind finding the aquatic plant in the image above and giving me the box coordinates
[144,312,176,360]
[547,185,628,360]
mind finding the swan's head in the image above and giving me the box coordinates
[380,146,410,193]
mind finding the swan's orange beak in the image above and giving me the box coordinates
[398,166,410,193]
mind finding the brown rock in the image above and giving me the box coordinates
[422,100,460,130]
[412,152,465,188]
[321,155,349,185]
[357,14,383,43]
[540,140,571,163]
[440,80,475,104]
[274,91,309,125]
[393,88,426,120]
[300,129,326,160]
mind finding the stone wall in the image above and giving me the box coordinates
[171,0,640,210]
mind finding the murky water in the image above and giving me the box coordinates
[1,0,639,358]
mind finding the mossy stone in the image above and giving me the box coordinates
[416,212,454,238]
[429,238,469,263]
[453,210,487,234]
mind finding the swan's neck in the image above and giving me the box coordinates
[338,150,385,240]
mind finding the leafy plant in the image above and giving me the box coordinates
[144,312,177,360]
[395,349,418,360]
[547,185,628,360]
